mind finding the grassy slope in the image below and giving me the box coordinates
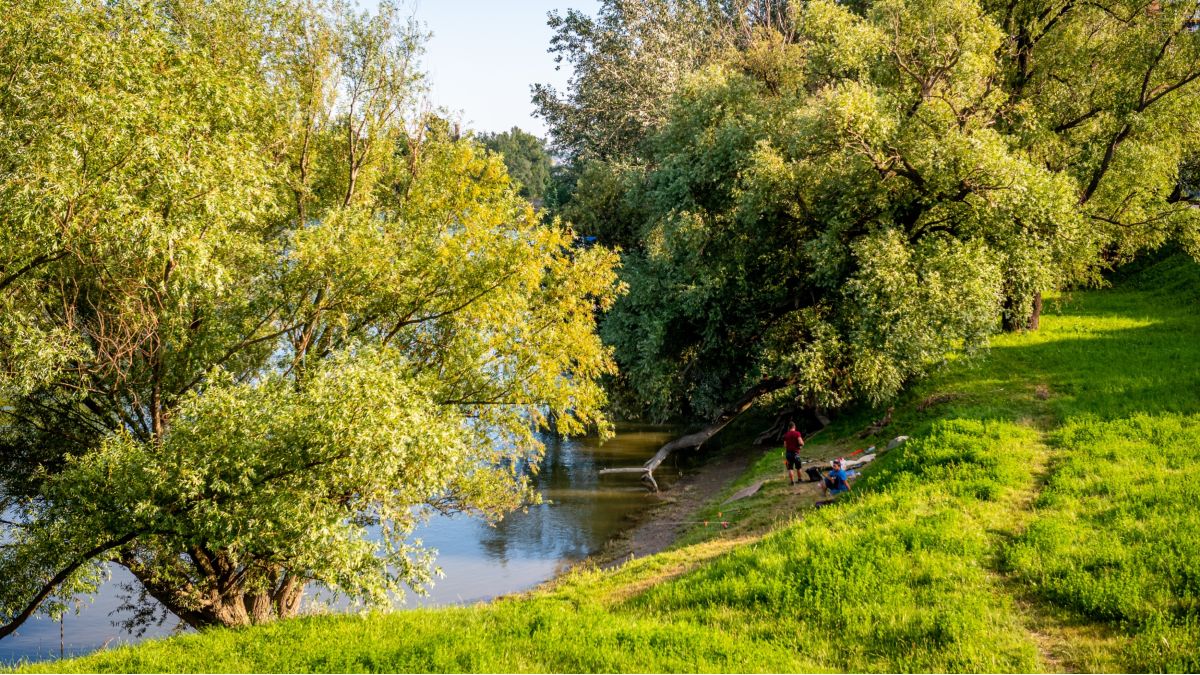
[20,255,1200,673]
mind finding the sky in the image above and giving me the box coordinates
[381,0,602,139]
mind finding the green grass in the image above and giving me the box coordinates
[629,420,1044,672]
[1004,415,1200,671]
[16,253,1200,673]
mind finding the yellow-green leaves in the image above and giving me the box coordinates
[0,0,620,632]
[844,231,1003,402]
[594,0,1185,419]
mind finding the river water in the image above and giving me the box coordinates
[0,424,682,665]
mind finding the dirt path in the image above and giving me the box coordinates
[990,421,1122,673]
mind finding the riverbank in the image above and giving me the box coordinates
[0,426,681,666]
[595,449,754,565]
[593,433,853,569]
[15,254,1200,673]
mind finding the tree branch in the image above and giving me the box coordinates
[1053,106,1103,133]
[0,530,141,640]
[1080,123,1131,204]
[0,250,68,295]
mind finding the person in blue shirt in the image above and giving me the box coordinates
[822,458,855,497]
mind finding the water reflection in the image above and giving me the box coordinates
[479,431,674,563]
[399,424,679,606]
[0,567,175,665]
[0,424,678,663]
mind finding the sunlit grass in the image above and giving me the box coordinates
[16,253,1200,673]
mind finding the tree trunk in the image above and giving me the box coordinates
[133,576,252,629]
[754,408,797,446]
[752,398,832,446]
[126,558,305,630]
[211,595,253,627]
[245,592,273,625]
[273,574,305,619]
[814,406,832,427]
[1003,291,1042,332]
[1028,291,1042,331]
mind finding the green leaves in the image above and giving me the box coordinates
[594,1,1029,417]
[843,231,1003,402]
[533,0,734,161]
[0,0,620,631]
[563,0,1200,421]
[478,128,554,203]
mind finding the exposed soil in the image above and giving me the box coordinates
[595,450,755,568]
[592,437,860,570]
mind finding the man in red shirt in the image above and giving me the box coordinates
[782,421,805,485]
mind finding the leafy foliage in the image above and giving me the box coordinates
[477,127,554,203]
[19,255,1200,674]
[0,0,619,631]
[546,0,1200,420]
[532,0,738,161]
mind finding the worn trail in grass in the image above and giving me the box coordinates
[18,255,1200,673]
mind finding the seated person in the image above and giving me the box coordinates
[822,458,856,497]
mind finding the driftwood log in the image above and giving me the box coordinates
[599,377,792,492]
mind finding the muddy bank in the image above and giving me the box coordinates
[594,449,756,568]
[590,439,859,569]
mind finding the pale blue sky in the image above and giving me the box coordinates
[376,1,602,138]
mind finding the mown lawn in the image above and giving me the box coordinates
[16,254,1200,673]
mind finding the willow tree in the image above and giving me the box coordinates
[543,0,1200,429]
[532,0,730,163]
[600,9,1050,421]
[988,0,1200,327]
[0,0,619,633]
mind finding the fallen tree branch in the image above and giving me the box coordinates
[599,378,793,492]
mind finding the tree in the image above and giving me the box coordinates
[532,0,736,162]
[585,0,1200,424]
[478,127,554,204]
[985,0,1200,326]
[532,1,805,247]
[0,0,619,634]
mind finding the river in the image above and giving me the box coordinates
[0,425,681,665]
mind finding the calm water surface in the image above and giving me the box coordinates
[0,425,680,664]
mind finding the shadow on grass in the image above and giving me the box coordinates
[910,298,1200,427]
